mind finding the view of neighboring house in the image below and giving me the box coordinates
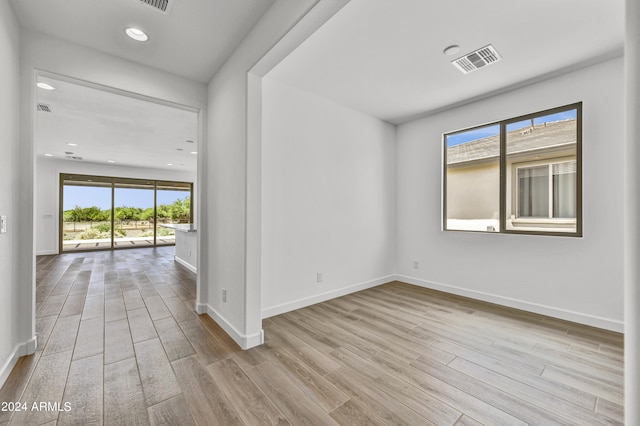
[446,107,578,234]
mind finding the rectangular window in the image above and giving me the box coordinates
[443,103,581,236]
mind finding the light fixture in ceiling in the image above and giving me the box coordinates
[167,163,173,166]
[107,160,116,163]
[44,153,53,157]
[190,151,197,155]
[443,45,460,56]
[37,82,56,91]
[66,142,78,147]
[125,27,149,42]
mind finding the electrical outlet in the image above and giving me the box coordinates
[316,272,323,283]
[413,260,419,269]
[222,288,227,302]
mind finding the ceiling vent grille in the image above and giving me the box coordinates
[137,0,173,14]
[37,103,52,113]
[452,45,501,74]
[66,155,84,161]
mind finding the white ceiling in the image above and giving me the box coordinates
[11,0,627,172]
[267,0,625,124]
[10,0,276,84]
[11,0,273,172]
[36,77,198,172]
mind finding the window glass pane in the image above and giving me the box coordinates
[445,124,500,232]
[505,108,578,233]
[156,187,192,246]
[114,183,155,248]
[517,166,549,217]
[62,179,112,252]
[553,162,576,218]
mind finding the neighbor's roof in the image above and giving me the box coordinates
[447,119,577,165]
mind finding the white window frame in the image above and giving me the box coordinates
[515,159,577,220]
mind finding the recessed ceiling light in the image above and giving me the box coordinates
[44,153,53,157]
[443,45,460,56]
[125,27,149,42]
[66,142,78,147]
[190,151,197,155]
[167,163,173,166]
[37,82,56,91]
[107,160,116,163]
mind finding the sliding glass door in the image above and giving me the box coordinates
[156,181,192,246]
[60,174,193,252]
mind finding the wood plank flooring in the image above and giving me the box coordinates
[0,247,624,425]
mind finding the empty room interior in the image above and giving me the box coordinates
[1,0,639,425]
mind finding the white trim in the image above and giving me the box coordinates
[174,255,197,273]
[202,304,264,350]
[195,302,207,315]
[0,336,37,389]
[396,275,623,333]
[36,249,58,256]
[262,275,396,319]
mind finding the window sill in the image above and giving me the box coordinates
[506,217,576,233]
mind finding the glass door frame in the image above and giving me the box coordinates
[59,173,193,253]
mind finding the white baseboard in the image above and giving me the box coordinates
[396,274,624,333]
[201,304,264,349]
[195,302,207,315]
[174,255,197,273]
[36,249,58,256]
[0,336,37,390]
[261,274,396,319]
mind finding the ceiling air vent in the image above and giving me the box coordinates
[37,103,52,113]
[136,0,173,14]
[66,155,84,161]
[452,45,501,74]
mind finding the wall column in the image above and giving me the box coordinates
[624,0,640,423]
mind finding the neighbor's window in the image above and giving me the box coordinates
[444,103,581,236]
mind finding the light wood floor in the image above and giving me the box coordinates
[0,247,624,425]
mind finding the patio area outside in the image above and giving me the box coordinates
[62,220,178,251]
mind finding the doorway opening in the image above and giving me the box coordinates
[34,74,199,257]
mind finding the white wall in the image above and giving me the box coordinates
[261,78,395,316]
[0,1,29,388]
[35,157,196,255]
[396,57,624,331]
[204,0,318,348]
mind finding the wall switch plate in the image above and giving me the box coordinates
[222,288,227,302]
[0,215,6,234]
[316,272,323,283]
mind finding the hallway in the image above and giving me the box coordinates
[0,247,226,425]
